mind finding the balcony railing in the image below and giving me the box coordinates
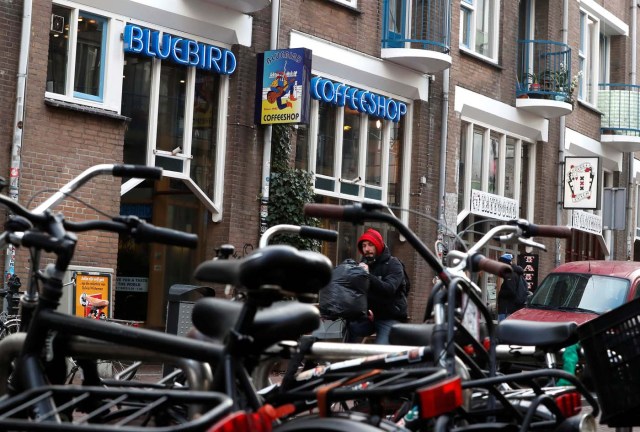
[599,84,640,136]
[516,40,572,101]
[598,84,640,151]
[381,0,451,73]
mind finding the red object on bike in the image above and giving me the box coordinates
[207,404,294,432]
[555,392,581,418]
[417,375,462,418]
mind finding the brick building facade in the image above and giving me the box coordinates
[2,0,639,327]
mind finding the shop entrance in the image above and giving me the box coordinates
[116,178,206,329]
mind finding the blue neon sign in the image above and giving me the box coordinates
[310,77,407,123]
[123,24,236,75]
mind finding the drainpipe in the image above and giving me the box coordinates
[556,0,568,266]
[627,0,637,260]
[260,0,280,235]
[5,0,33,279]
[437,70,450,236]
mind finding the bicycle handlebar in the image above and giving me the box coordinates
[259,224,338,248]
[33,164,163,214]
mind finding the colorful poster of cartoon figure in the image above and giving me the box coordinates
[255,48,312,125]
[73,272,111,319]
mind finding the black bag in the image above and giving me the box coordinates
[318,259,369,319]
[399,260,411,295]
[515,275,528,306]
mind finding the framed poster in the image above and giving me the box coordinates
[563,156,600,209]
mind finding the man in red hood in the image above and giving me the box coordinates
[346,228,408,344]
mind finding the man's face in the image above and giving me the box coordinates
[361,240,377,259]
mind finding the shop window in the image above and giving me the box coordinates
[305,99,408,210]
[460,0,499,61]
[47,5,111,105]
[458,121,533,219]
[121,49,225,221]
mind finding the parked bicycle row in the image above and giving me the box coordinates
[0,163,633,431]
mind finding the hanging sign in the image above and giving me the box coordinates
[563,156,600,209]
[255,48,312,125]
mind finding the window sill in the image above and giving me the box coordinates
[459,47,503,70]
[45,97,130,121]
[324,0,361,13]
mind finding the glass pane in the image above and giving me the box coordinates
[475,0,491,56]
[520,144,531,217]
[341,108,360,181]
[504,137,516,199]
[191,71,219,197]
[389,0,402,33]
[458,124,467,212]
[471,127,484,191]
[488,132,499,194]
[74,12,105,97]
[388,120,403,207]
[157,61,187,156]
[365,118,382,186]
[47,5,71,94]
[460,8,471,48]
[122,54,152,166]
[316,103,336,177]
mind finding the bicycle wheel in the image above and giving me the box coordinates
[274,413,407,431]
[0,318,21,340]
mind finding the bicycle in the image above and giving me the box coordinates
[298,201,599,431]
[0,164,406,432]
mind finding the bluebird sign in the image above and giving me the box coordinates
[123,24,236,75]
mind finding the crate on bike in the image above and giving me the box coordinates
[578,295,640,427]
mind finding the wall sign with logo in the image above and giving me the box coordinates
[310,77,407,123]
[563,156,600,209]
[123,24,236,75]
[255,48,312,125]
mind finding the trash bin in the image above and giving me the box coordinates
[165,285,216,337]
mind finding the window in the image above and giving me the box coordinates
[301,98,409,209]
[460,0,499,61]
[121,41,227,220]
[47,4,116,107]
[457,121,534,218]
[578,11,598,104]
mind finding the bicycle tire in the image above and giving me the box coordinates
[274,413,407,431]
[0,318,21,340]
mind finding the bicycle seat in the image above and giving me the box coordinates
[193,245,333,294]
[389,323,435,346]
[496,320,578,351]
[192,298,320,351]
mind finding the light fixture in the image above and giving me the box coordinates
[343,125,351,131]
[78,16,83,21]
[180,80,185,84]
[376,119,381,129]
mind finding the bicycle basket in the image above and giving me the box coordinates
[578,296,640,427]
[0,385,232,431]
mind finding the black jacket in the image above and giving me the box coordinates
[497,265,524,315]
[365,246,408,321]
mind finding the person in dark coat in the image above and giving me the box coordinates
[497,253,526,321]
[346,228,408,344]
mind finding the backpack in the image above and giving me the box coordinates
[399,260,411,296]
[514,274,528,306]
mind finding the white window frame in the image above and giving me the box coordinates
[307,98,412,224]
[458,121,536,223]
[329,0,357,8]
[459,0,500,63]
[120,47,230,222]
[47,0,124,113]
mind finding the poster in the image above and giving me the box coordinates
[73,271,111,319]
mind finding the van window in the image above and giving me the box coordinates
[529,273,629,314]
